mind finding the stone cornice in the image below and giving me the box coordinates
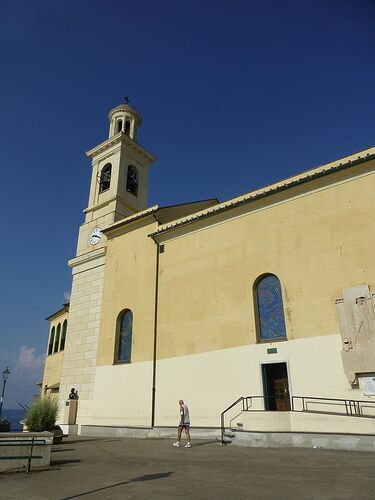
[83,195,117,214]
[83,194,139,214]
[45,303,69,321]
[68,247,106,269]
[103,205,159,237]
[86,133,156,163]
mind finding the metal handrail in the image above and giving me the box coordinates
[291,396,375,417]
[221,396,254,444]
[220,394,375,444]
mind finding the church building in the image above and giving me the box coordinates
[42,102,375,443]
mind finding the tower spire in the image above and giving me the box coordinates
[108,100,142,141]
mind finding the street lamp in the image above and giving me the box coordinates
[0,367,10,421]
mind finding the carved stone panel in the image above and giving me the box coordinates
[335,285,375,383]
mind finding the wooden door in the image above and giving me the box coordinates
[274,377,290,411]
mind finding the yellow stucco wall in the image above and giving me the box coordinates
[96,217,158,366]
[156,160,375,360]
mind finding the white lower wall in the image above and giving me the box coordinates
[91,362,153,426]
[84,333,375,432]
[240,411,375,435]
[155,333,372,428]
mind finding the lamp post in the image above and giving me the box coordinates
[0,367,10,421]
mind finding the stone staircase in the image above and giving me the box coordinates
[218,428,236,445]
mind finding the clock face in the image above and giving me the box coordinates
[89,227,102,245]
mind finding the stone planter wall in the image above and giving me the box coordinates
[0,432,53,472]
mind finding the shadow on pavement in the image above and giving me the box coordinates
[52,448,76,453]
[190,440,218,447]
[50,459,81,466]
[65,438,122,445]
[60,471,174,499]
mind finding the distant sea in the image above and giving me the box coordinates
[1,409,26,431]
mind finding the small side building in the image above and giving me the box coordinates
[42,304,69,398]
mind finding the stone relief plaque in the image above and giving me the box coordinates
[336,285,375,383]
[362,376,375,396]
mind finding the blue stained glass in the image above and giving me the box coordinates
[118,310,133,362]
[60,320,67,351]
[256,275,287,341]
[48,327,55,355]
[54,323,61,353]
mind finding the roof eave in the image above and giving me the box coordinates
[151,152,375,238]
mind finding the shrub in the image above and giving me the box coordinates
[25,396,61,432]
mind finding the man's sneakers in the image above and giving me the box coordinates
[173,441,191,448]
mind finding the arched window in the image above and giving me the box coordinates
[124,120,131,136]
[254,274,287,342]
[99,163,112,193]
[48,326,55,355]
[54,323,61,353]
[60,320,67,351]
[126,165,138,196]
[117,120,123,133]
[116,309,133,363]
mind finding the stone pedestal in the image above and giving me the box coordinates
[59,424,78,436]
[63,399,78,425]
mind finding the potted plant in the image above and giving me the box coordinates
[25,396,63,444]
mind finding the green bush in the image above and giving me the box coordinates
[25,396,61,432]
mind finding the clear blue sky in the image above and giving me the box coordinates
[0,0,374,408]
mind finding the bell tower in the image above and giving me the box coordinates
[76,101,156,256]
[58,101,156,427]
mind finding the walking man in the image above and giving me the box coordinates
[173,399,191,448]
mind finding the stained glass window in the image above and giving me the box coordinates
[54,323,61,353]
[60,320,67,351]
[117,310,133,363]
[48,327,55,355]
[256,274,287,341]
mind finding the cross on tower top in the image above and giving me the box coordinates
[124,96,130,104]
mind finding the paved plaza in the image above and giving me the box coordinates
[1,436,375,499]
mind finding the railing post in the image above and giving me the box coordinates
[221,413,224,445]
[27,437,34,474]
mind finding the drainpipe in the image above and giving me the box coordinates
[150,226,161,428]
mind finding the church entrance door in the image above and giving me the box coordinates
[261,362,290,411]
